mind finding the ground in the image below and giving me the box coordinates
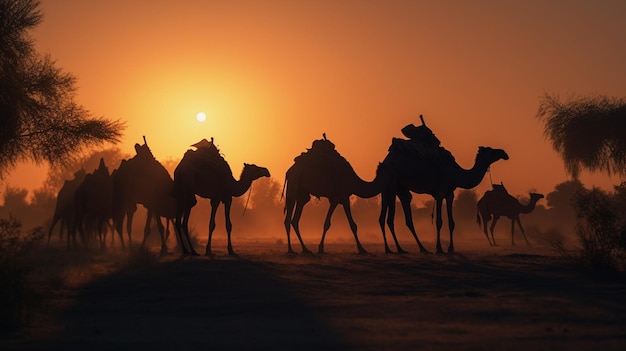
[2,236,626,350]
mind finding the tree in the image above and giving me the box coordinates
[453,189,478,224]
[0,0,124,179]
[537,93,626,178]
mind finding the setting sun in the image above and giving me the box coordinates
[196,112,206,122]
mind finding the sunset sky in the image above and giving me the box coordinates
[4,0,626,202]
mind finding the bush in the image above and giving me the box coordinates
[566,185,626,271]
[120,245,160,271]
[0,216,44,332]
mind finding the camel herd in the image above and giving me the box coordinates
[48,117,544,256]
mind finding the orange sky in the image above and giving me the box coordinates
[4,0,626,202]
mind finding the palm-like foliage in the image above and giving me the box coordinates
[537,93,626,178]
[0,0,124,178]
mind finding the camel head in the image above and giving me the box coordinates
[241,163,271,181]
[529,193,545,201]
[477,146,509,166]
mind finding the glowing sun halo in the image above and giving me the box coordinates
[196,112,206,122]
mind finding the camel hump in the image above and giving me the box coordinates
[390,138,454,164]
[183,148,233,177]
[294,138,349,169]
[491,182,509,195]
[310,138,335,152]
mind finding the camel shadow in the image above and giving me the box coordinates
[35,257,349,350]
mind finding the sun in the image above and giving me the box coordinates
[196,112,206,122]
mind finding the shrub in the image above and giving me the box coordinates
[0,216,44,331]
[567,186,626,271]
[120,245,160,271]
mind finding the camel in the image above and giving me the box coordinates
[112,137,177,254]
[174,138,270,256]
[47,168,86,247]
[476,184,544,246]
[379,116,509,254]
[283,135,390,254]
[71,158,114,249]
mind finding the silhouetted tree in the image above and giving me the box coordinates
[453,189,478,223]
[0,0,124,179]
[537,93,626,178]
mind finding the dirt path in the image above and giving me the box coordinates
[3,241,626,350]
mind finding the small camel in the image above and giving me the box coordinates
[47,168,86,247]
[283,135,390,254]
[174,138,270,256]
[476,185,544,246]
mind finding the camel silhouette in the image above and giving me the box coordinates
[379,116,509,254]
[47,168,86,247]
[174,138,270,256]
[112,137,176,254]
[476,184,544,246]
[283,135,390,254]
[71,158,114,249]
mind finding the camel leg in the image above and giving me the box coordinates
[224,199,236,256]
[113,216,126,250]
[291,197,312,254]
[179,206,198,256]
[206,199,220,256]
[141,210,153,249]
[516,217,531,245]
[489,216,500,246]
[283,196,297,254]
[76,218,88,250]
[435,197,444,254]
[173,211,189,255]
[384,194,407,254]
[97,220,106,249]
[342,200,367,254]
[398,191,429,253]
[479,213,493,246]
[153,216,168,255]
[445,193,456,253]
[378,192,393,253]
[184,207,199,255]
[126,211,134,248]
[165,219,171,242]
[318,202,338,254]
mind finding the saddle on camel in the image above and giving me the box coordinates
[184,137,232,177]
[390,115,454,166]
[293,133,351,172]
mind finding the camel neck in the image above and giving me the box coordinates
[352,175,383,199]
[520,198,540,214]
[232,177,253,197]
[455,161,491,189]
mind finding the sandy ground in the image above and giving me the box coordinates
[2,235,626,350]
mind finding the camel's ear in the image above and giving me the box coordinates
[243,163,249,167]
